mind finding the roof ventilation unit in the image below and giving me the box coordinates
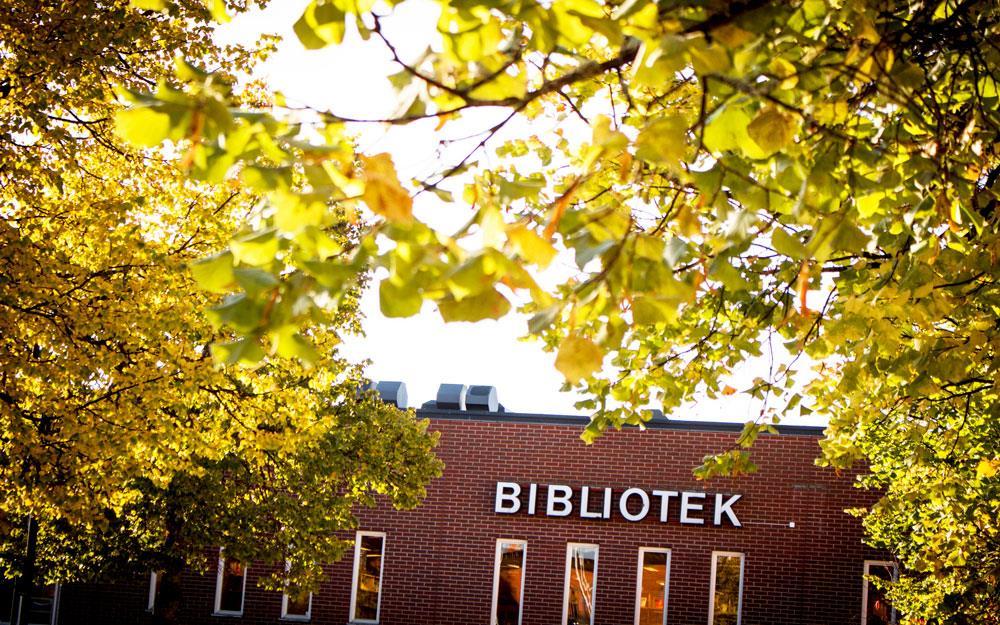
[375,381,408,409]
[436,383,467,410]
[466,385,499,412]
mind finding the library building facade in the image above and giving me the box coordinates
[8,383,898,625]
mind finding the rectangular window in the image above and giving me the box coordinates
[281,591,312,621]
[562,543,598,625]
[862,561,898,625]
[708,551,743,625]
[635,548,670,625]
[214,554,247,616]
[350,531,386,623]
[147,571,161,613]
[491,539,526,625]
[0,583,60,625]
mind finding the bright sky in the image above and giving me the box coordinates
[222,2,825,424]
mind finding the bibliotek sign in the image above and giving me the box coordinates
[494,481,743,527]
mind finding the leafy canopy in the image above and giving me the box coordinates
[115,0,999,621]
[0,0,440,604]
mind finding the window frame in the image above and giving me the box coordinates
[634,547,671,625]
[280,590,313,622]
[213,551,248,617]
[349,531,387,624]
[0,583,60,625]
[861,560,899,625]
[707,551,744,625]
[147,571,159,613]
[561,542,599,625]
[490,538,527,625]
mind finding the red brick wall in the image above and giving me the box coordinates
[57,416,883,625]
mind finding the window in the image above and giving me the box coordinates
[350,531,385,623]
[0,583,60,625]
[281,591,312,621]
[862,561,898,625]
[562,543,598,625]
[708,552,743,625]
[214,554,247,616]
[635,548,670,625]
[147,572,161,613]
[491,539,526,625]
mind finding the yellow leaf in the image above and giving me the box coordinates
[555,335,604,384]
[722,385,737,396]
[362,153,413,223]
[747,106,796,156]
[635,116,688,167]
[508,225,556,268]
[976,459,998,479]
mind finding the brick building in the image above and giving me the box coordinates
[12,383,897,625]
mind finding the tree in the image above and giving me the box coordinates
[0,2,441,621]
[115,0,1000,621]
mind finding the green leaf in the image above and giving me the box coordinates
[379,279,422,317]
[632,295,679,325]
[635,116,688,166]
[527,304,562,334]
[233,267,279,296]
[703,105,765,159]
[747,106,796,156]
[438,288,511,322]
[771,227,807,259]
[555,335,604,384]
[271,326,319,364]
[293,0,347,50]
[206,294,262,333]
[114,108,171,148]
[190,251,235,293]
[231,230,279,267]
[211,337,265,366]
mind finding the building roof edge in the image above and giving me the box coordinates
[414,407,826,436]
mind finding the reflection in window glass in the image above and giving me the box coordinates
[710,552,743,625]
[493,540,526,625]
[563,544,598,625]
[863,562,898,625]
[215,558,246,614]
[351,533,385,623]
[636,549,669,625]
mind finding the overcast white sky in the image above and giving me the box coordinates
[222,1,823,424]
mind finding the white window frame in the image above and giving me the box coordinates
[349,531,387,624]
[147,572,158,613]
[213,551,248,617]
[861,560,899,625]
[1,583,61,625]
[281,590,313,622]
[707,551,744,625]
[561,542,599,625]
[634,547,671,625]
[490,539,527,625]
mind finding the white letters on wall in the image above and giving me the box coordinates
[495,482,521,514]
[618,488,651,522]
[494,482,743,527]
[546,484,573,517]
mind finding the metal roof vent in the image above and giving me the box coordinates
[375,381,408,409]
[466,385,498,412]
[436,383,467,410]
